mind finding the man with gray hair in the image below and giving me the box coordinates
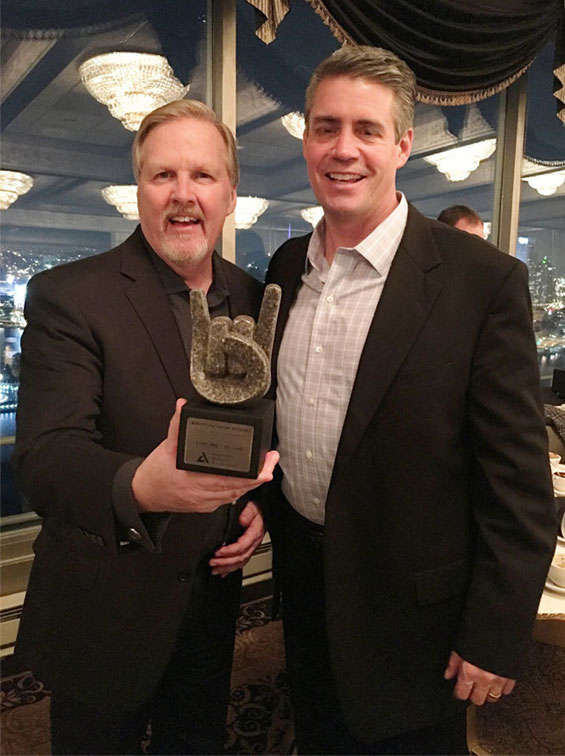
[13,99,278,755]
[266,46,555,754]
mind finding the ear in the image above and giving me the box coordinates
[227,185,237,216]
[302,127,310,159]
[396,128,413,169]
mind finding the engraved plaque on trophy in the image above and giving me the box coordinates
[177,283,282,478]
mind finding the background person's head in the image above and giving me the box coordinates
[437,205,484,238]
[304,45,416,143]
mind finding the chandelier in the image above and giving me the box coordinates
[102,185,139,220]
[281,112,305,140]
[235,196,269,229]
[79,52,189,131]
[423,139,496,181]
[0,170,33,209]
[300,206,324,228]
[522,170,565,196]
[521,159,565,196]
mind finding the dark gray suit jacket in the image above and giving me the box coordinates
[13,227,263,710]
[266,204,556,741]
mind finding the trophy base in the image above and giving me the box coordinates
[177,398,274,478]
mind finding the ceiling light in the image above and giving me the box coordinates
[423,139,496,181]
[102,185,139,220]
[79,52,189,131]
[281,112,305,140]
[300,206,324,228]
[522,169,565,196]
[0,170,33,209]
[235,196,269,229]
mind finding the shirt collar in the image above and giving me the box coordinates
[140,229,228,306]
[306,193,409,277]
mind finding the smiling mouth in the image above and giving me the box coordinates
[168,215,202,228]
[327,172,364,183]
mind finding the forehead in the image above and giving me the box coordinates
[310,75,396,121]
[141,117,228,165]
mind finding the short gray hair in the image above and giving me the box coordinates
[132,99,239,185]
[305,46,416,143]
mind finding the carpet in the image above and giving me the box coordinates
[0,597,295,755]
[467,639,565,755]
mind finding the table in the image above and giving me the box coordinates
[534,537,565,646]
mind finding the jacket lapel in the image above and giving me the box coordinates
[332,206,444,475]
[268,234,311,385]
[120,229,192,400]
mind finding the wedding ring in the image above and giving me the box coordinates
[487,691,501,699]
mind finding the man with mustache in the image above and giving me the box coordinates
[266,46,555,754]
[13,99,278,755]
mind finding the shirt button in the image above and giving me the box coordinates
[127,527,142,542]
[326,295,334,303]
[305,449,313,460]
[308,398,315,406]
[314,345,323,354]
[177,570,191,583]
[313,497,320,505]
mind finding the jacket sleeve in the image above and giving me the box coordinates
[455,260,556,677]
[13,270,160,553]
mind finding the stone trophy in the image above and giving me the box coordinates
[177,283,282,478]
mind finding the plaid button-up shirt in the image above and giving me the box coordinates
[276,195,409,524]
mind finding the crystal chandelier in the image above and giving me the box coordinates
[281,112,305,140]
[235,196,269,229]
[0,170,33,209]
[102,185,139,220]
[522,169,565,196]
[423,139,496,182]
[79,52,189,131]
[300,206,324,228]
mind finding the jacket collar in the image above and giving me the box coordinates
[118,227,193,400]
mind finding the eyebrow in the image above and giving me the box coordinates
[312,116,385,131]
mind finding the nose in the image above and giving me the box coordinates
[171,174,196,205]
[332,128,358,160]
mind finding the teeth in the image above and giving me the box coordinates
[170,216,199,223]
[328,173,362,181]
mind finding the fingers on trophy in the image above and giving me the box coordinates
[177,284,282,477]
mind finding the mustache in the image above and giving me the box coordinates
[164,205,203,222]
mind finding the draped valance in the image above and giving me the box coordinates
[249,0,565,122]
[2,0,564,122]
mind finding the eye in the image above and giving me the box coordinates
[156,170,172,179]
[315,123,338,136]
[357,123,383,139]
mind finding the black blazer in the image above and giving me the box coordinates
[266,204,556,741]
[13,227,263,710]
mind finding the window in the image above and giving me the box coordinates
[401,96,499,236]
[0,1,209,524]
[235,0,339,281]
[518,44,565,386]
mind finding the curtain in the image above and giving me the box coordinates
[2,0,563,120]
[303,0,564,120]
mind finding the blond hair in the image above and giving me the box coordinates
[132,99,239,185]
[305,46,416,143]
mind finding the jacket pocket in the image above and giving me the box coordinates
[414,557,471,606]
